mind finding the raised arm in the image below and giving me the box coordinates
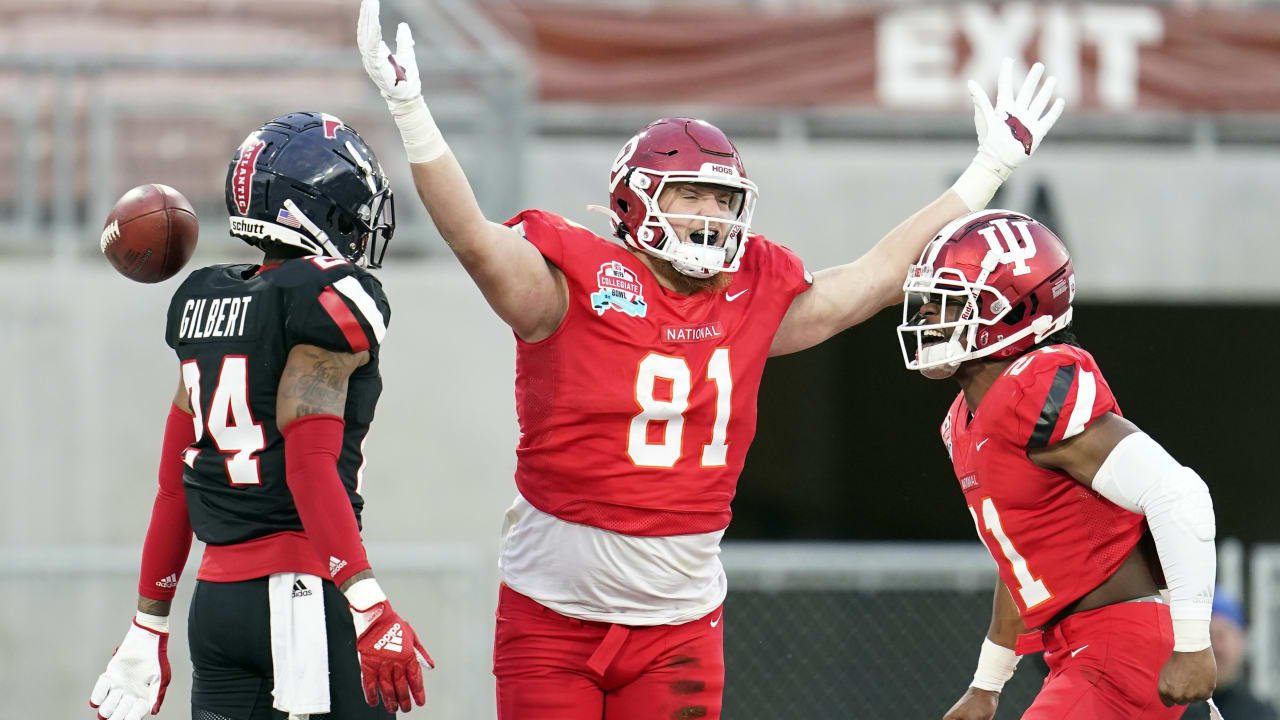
[357,0,566,342]
[770,59,1064,356]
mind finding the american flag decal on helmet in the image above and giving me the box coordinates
[276,207,303,229]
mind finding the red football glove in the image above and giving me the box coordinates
[346,579,434,713]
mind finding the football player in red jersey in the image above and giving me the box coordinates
[358,2,1063,717]
[896,210,1218,719]
[89,113,432,720]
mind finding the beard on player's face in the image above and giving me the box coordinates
[645,254,732,295]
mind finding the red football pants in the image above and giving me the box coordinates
[1018,600,1186,720]
[493,584,725,720]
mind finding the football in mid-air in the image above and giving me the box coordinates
[100,184,199,283]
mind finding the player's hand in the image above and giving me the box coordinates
[357,0,422,105]
[350,598,435,712]
[968,57,1064,173]
[89,617,171,720]
[1158,648,1216,706]
[942,687,999,720]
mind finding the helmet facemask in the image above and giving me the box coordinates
[897,209,1077,379]
[630,172,757,279]
[899,266,1008,379]
[348,184,395,269]
[897,258,1072,379]
[588,117,758,279]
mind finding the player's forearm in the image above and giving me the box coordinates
[340,568,376,594]
[838,189,970,323]
[408,152,495,263]
[970,580,1024,693]
[860,190,967,308]
[281,415,372,587]
[1089,433,1217,650]
[410,156,565,337]
[137,403,195,604]
[137,596,172,617]
[986,580,1026,648]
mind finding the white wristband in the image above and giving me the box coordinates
[950,150,1012,211]
[387,96,449,164]
[134,610,169,634]
[971,637,1020,693]
[343,577,388,611]
[1173,619,1212,652]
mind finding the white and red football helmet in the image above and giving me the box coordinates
[898,209,1076,379]
[588,117,758,278]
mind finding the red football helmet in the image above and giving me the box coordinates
[588,117,758,278]
[898,209,1075,378]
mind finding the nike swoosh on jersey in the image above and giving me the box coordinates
[976,438,990,451]
[725,289,748,302]
[1069,644,1089,658]
[710,613,723,628]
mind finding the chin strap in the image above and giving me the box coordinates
[585,204,620,224]
[284,199,348,263]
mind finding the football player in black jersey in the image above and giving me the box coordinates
[90,112,432,720]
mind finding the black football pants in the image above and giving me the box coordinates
[188,577,392,720]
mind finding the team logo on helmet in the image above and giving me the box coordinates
[232,140,265,215]
[896,209,1074,379]
[321,113,345,140]
[590,261,648,318]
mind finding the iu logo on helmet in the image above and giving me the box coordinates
[1004,113,1034,155]
[977,218,1037,276]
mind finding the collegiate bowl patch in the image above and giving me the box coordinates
[590,261,647,318]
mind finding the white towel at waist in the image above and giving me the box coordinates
[268,572,330,718]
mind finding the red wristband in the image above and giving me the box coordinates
[281,414,371,586]
[138,404,196,601]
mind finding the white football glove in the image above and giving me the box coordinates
[356,0,447,163]
[89,614,171,720]
[357,0,422,105]
[969,57,1064,176]
[951,57,1065,210]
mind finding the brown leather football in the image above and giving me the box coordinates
[100,184,199,283]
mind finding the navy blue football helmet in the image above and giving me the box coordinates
[226,111,394,267]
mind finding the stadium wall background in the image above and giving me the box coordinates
[738,300,1276,545]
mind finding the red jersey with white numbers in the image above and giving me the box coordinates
[507,210,811,537]
[941,344,1147,629]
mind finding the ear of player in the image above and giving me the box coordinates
[952,57,1066,212]
[89,613,171,720]
[346,578,435,712]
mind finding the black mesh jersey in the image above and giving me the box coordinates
[165,256,391,546]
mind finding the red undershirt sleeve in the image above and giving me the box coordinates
[280,413,371,587]
[137,404,197,601]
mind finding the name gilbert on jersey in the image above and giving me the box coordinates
[178,295,254,340]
